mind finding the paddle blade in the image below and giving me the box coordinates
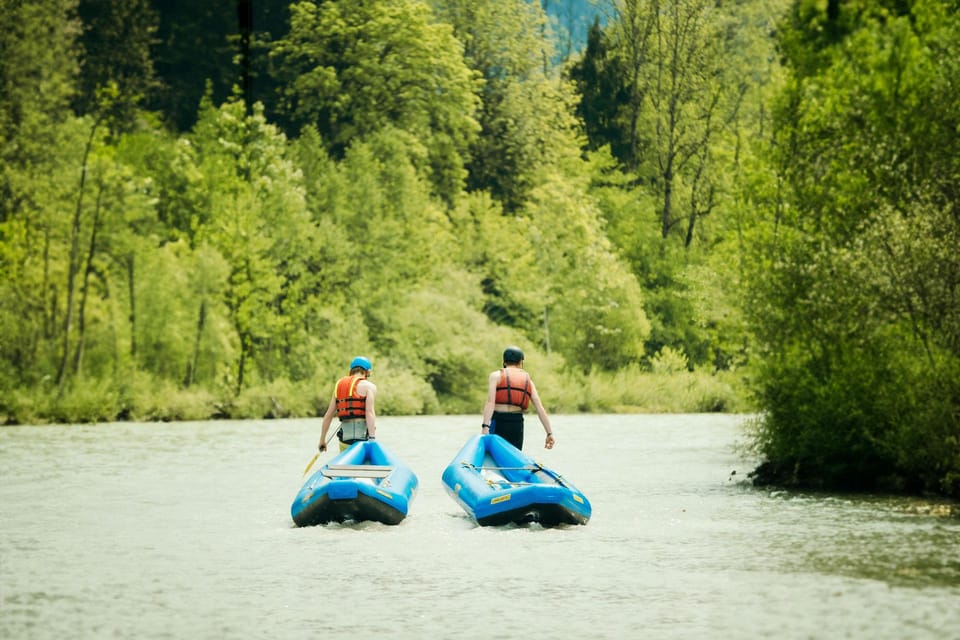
[302,453,319,476]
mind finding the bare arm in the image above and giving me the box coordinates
[481,371,498,433]
[529,381,555,449]
[363,381,377,437]
[319,394,337,451]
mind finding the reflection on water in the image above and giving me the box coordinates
[1,414,957,639]
[765,493,960,588]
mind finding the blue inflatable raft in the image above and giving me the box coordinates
[441,434,591,526]
[292,441,418,526]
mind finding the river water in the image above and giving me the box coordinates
[1,414,958,639]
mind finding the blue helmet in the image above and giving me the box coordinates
[350,356,372,372]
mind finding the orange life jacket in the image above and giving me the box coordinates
[335,375,367,419]
[495,367,531,410]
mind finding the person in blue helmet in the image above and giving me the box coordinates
[481,346,555,451]
[318,356,377,452]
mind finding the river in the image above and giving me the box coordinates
[1,414,957,639]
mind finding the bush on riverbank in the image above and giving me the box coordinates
[1,364,753,426]
[744,340,960,501]
[740,3,960,502]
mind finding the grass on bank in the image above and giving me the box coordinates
[0,364,754,426]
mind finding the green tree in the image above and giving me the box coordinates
[186,97,318,393]
[271,0,480,203]
[746,0,960,496]
[529,168,650,372]
[569,17,633,161]
[0,0,80,222]
[436,0,568,213]
[435,0,648,371]
[588,0,742,244]
[139,0,291,131]
[0,0,83,394]
[569,0,653,171]
[146,0,238,132]
[75,0,158,128]
[572,0,786,370]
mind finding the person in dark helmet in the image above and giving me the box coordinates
[318,356,377,452]
[481,346,555,451]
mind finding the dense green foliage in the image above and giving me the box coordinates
[570,0,789,371]
[1,0,746,425]
[2,0,957,498]
[744,0,960,498]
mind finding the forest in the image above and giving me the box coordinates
[1,0,958,498]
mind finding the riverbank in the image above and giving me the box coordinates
[0,366,753,426]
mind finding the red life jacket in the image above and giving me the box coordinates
[335,375,367,419]
[495,367,531,410]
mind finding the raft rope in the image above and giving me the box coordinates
[460,462,569,487]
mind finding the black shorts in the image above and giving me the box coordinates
[490,412,524,450]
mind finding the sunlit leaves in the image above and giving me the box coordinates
[436,0,562,210]
[747,0,960,495]
[271,0,480,202]
[186,99,316,389]
[514,167,650,372]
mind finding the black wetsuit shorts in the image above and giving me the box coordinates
[490,411,524,450]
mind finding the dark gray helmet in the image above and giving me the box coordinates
[502,346,524,364]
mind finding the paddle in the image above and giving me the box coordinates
[302,430,342,476]
[302,453,320,476]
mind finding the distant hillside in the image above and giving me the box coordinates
[541,0,605,61]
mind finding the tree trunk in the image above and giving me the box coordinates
[236,338,247,396]
[127,253,136,359]
[184,299,206,388]
[237,0,253,114]
[57,121,99,393]
[661,164,674,239]
[72,182,105,377]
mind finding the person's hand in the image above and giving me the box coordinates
[544,433,555,449]
[318,443,327,452]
